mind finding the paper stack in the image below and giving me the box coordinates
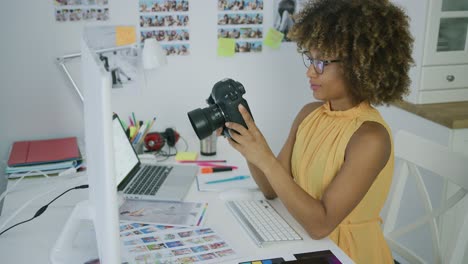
[6,137,82,178]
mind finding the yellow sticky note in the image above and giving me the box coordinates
[263,28,284,49]
[116,26,136,46]
[217,38,236,57]
[175,152,198,161]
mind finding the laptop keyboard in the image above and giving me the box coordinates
[126,165,173,195]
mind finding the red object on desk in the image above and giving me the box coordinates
[200,167,235,174]
[7,137,80,167]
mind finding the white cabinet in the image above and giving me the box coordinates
[395,0,468,104]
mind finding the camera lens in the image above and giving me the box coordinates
[187,104,225,140]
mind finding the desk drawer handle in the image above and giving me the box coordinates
[446,75,455,82]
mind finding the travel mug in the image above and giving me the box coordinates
[200,132,217,156]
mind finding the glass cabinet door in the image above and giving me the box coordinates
[442,0,468,11]
[437,17,468,52]
[424,0,468,65]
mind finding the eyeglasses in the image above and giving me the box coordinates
[301,52,341,74]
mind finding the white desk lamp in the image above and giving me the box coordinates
[56,38,167,102]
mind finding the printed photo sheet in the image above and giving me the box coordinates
[119,199,208,227]
[120,223,239,264]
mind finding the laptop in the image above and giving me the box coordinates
[112,114,197,201]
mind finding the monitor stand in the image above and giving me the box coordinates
[50,200,101,264]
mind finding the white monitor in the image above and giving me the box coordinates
[50,26,121,264]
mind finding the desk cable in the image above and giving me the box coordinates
[0,164,84,203]
[0,170,55,203]
[153,135,189,162]
[0,184,88,237]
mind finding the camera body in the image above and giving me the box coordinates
[209,78,253,138]
[188,78,253,140]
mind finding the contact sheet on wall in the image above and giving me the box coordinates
[217,0,264,54]
[139,0,190,56]
[54,0,109,22]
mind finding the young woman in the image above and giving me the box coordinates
[223,0,413,263]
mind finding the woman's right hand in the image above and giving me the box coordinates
[215,127,224,137]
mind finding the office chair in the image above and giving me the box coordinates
[382,130,468,264]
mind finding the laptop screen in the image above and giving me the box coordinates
[112,115,139,184]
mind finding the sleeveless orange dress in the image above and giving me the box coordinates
[291,101,394,263]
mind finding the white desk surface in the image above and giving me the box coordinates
[0,138,354,264]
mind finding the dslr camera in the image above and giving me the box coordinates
[187,78,253,140]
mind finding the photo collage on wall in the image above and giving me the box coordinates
[217,0,264,53]
[119,223,238,264]
[139,0,190,56]
[54,0,109,22]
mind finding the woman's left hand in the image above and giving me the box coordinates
[225,104,275,171]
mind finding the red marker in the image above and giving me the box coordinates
[201,167,234,174]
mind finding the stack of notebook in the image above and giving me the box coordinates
[6,137,82,178]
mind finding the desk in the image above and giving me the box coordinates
[0,138,354,264]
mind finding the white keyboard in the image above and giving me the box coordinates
[225,199,302,247]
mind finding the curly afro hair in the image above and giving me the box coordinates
[288,0,414,105]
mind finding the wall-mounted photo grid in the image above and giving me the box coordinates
[119,223,239,264]
[139,0,190,56]
[217,0,264,54]
[54,0,109,22]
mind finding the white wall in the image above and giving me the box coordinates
[0,0,311,161]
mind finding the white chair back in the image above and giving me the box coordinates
[383,130,468,264]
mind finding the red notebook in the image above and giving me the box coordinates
[7,137,81,167]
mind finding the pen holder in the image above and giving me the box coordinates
[200,132,217,156]
[133,142,145,155]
